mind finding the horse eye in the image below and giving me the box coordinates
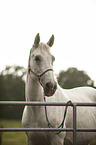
[34,55,41,62]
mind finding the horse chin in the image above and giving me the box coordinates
[44,89,56,97]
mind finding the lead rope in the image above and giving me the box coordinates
[44,96,73,134]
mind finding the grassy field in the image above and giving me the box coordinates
[0,119,26,145]
[0,119,96,145]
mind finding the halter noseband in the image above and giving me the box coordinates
[28,66,53,81]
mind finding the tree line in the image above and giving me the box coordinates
[0,66,26,120]
[0,65,95,120]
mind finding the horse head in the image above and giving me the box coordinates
[28,33,57,97]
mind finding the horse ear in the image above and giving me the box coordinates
[47,35,54,47]
[34,33,40,48]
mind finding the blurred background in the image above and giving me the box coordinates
[0,0,96,144]
[0,65,96,145]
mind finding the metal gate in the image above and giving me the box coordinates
[0,101,96,145]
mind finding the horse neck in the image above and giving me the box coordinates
[26,74,43,102]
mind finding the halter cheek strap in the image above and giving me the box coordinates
[28,66,53,81]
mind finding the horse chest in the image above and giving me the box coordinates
[29,132,52,145]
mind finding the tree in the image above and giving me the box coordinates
[57,67,94,89]
[0,65,26,120]
[1,65,26,79]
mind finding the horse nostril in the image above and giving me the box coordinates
[44,82,57,96]
[46,82,57,91]
[46,82,52,90]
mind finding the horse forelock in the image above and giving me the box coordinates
[28,43,52,62]
[32,42,51,54]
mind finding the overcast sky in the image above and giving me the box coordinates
[0,0,96,83]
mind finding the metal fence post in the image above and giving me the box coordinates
[73,104,77,145]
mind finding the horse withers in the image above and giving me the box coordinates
[22,33,96,145]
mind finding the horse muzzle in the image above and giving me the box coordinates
[44,81,57,97]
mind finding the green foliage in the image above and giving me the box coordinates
[90,138,96,145]
[57,67,94,89]
[0,65,26,120]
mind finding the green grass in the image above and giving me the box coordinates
[0,119,26,145]
[0,119,96,145]
[91,138,96,145]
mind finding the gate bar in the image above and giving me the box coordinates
[77,128,96,132]
[0,128,73,132]
[0,101,96,106]
[73,104,77,145]
[0,128,95,132]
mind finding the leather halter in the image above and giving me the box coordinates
[28,66,53,81]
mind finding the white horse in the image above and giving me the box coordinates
[22,33,96,145]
